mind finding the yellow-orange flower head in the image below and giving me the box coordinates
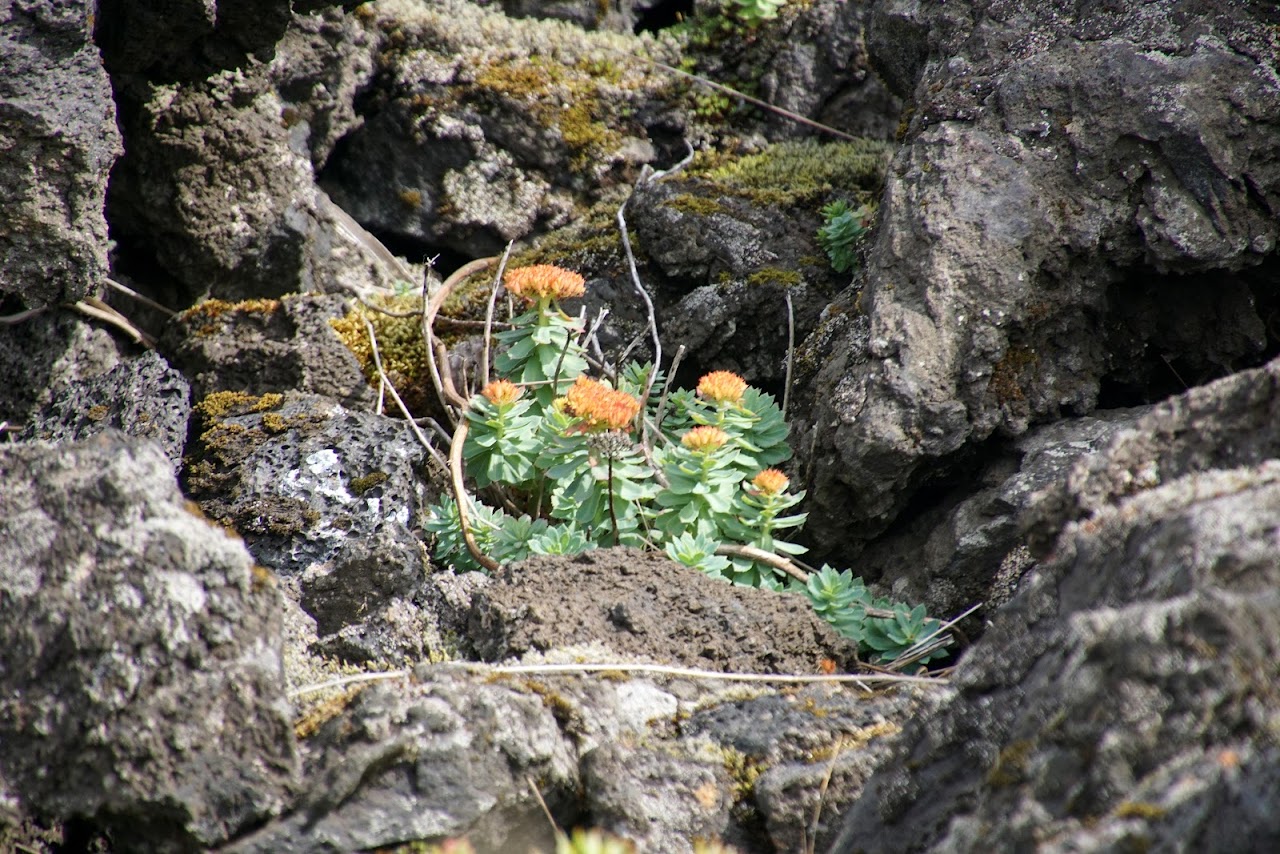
[751,468,790,495]
[697,370,748,406]
[480,379,522,406]
[681,425,729,453]
[564,376,641,432]
[504,265,586,303]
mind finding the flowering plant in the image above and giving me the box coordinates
[424,264,948,665]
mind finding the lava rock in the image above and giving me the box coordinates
[0,433,298,851]
[0,0,121,309]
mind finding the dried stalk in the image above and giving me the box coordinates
[287,661,947,699]
[72,297,154,348]
[424,256,498,419]
[482,241,515,388]
[783,288,796,419]
[449,417,499,572]
[363,318,449,471]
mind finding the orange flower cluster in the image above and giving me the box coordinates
[480,379,522,406]
[681,425,729,453]
[503,265,586,303]
[751,468,790,495]
[564,376,641,431]
[697,370,747,405]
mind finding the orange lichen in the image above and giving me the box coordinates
[504,264,586,303]
[481,379,522,406]
[564,376,641,431]
[751,468,790,495]
[697,370,748,405]
[682,426,729,453]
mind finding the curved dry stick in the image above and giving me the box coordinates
[424,256,499,417]
[449,417,500,572]
[714,543,810,585]
[434,341,468,409]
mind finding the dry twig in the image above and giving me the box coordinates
[449,418,500,572]
[363,318,450,472]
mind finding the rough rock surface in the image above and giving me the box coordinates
[0,433,297,851]
[94,0,294,77]
[229,671,580,853]
[183,389,443,662]
[319,0,678,258]
[1026,354,1280,556]
[0,0,121,308]
[862,407,1147,618]
[799,0,1280,553]
[105,7,406,308]
[0,313,124,427]
[20,349,191,470]
[162,293,375,408]
[831,359,1280,853]
[237,650,920,854]
[468,548,856,673]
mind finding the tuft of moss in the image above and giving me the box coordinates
[695,138,891,208]
[745,267,803,287]
[330,294,429,389]
[720,746,765,803]
[350,471,389,495]
[663,194,729,217]
[194,390,284,420]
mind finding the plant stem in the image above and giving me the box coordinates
[607,455,620,547]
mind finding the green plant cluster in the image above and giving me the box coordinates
[424,269,949,665]
[816,199,873,273]
[729,0,787,24]
[802,567,945,664]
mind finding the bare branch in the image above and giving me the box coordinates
[363,318,450,472]
[449,418,500,572]
[783,288,796,419]
[482,242,515,389]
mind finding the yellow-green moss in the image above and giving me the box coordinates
[86,404,109,421]
[350,471,389,495]
[696,138,892,207]
[720,746,764,803]
[181,298,282,336]
[663,194,729,217]
[745,267,803,287]
[330,294,429,390]
[294,684,368,740]
[469,55,623,175]
[194,391,284,420]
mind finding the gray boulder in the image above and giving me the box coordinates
[161,293,375,409]
[799,0,1280,552]
[319,0,677,258]
[859,407,1147,619]
[0,433,298,851]
[184,390,441,661]
[20,348,191,471]
[0,0,121,308]
[830,357,1280,853]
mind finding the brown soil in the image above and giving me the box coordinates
[466,547,856,674]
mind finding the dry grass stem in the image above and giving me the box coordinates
[363,317,449,471]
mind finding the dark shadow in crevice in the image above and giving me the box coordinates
[1096,257,1280,409]
[633,0,696,34]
